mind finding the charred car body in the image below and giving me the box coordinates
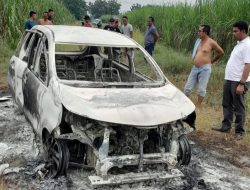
[8,25,195,186]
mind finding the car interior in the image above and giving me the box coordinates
[55,46,158,83]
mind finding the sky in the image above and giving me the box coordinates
[85,0,196,12]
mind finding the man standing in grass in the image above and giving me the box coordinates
[104,18,121,33]
[25,11,37,30]
[184,24,224,111]
[48,9,54,23]
[121,16,133,38]
[212,21,250,140]
[38,12,53,25]
[83,15,92,27]
[144,16,159,56]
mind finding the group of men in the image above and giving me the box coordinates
[81,15,158,57]
[185,21,250,140]
[25,9,54,30]
[82,15,133,39]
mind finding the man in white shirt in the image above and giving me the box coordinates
[121,16,133,38]
[212,21,250,140]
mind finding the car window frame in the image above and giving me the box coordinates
[26,32,43,69]
[54,43,166,87]
[32,36,50,86]
[15,31,28,58]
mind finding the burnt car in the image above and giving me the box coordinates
[8,25,195,186]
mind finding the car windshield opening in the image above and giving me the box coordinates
[55,44,165,87]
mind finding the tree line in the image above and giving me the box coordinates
[58,0,142,20]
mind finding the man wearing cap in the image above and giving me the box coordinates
[104,18,121,33]
[83,15,92,27]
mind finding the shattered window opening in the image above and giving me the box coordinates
[33,38,49,84]
[55,44,165,87]
[27,33,42,70]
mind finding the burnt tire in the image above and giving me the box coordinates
[177,135,191,165]
[43,132,69,177]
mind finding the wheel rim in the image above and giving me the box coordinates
[178,135,191,165]
[48,139,63,177]
[43,133,69,177]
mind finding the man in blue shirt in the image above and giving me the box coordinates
[25,11,37,30]
[144,16,159,56]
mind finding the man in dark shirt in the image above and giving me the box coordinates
[104,18,121,33]
[25,11,37,30]
[48,9,54,22]
[83,15,92,27]
[104,18,121,60]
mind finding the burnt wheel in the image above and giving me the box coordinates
[43,132,69,177]
[177,135,191,165]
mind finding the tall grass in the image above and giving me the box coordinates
[100,14,114,23]
[126,0,250,56]
[0,40,14,90]
[0,0,75,48]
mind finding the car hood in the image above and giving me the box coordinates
[59,83,195,126]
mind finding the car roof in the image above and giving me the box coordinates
[33,25,138,48]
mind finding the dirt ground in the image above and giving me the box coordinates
[1,97,250,190]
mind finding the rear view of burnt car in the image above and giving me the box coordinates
[8,25,195,186]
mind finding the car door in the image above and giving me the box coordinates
[22,32,44,130]
[23,35,62,134]
[8,31,33,107]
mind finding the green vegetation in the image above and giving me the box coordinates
[59,0,87,20]
[0,40,14,90]
[0,0,75,48]
[88,0,121,18]
[100,15,114,23]
[126,0,250,56]
[130,3,142,11]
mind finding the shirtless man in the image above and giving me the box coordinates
[184,25,224,110]
[38,12,53,25]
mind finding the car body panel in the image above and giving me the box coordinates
[41,25,137,47]
[22,69,62,136]
[8,56,28,108]
[15,58,28,107]
[8,56,16,101]
[59,83,195,126]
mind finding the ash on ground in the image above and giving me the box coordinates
[0,100,250,190]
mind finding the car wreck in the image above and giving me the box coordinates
[8,25,195,186]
